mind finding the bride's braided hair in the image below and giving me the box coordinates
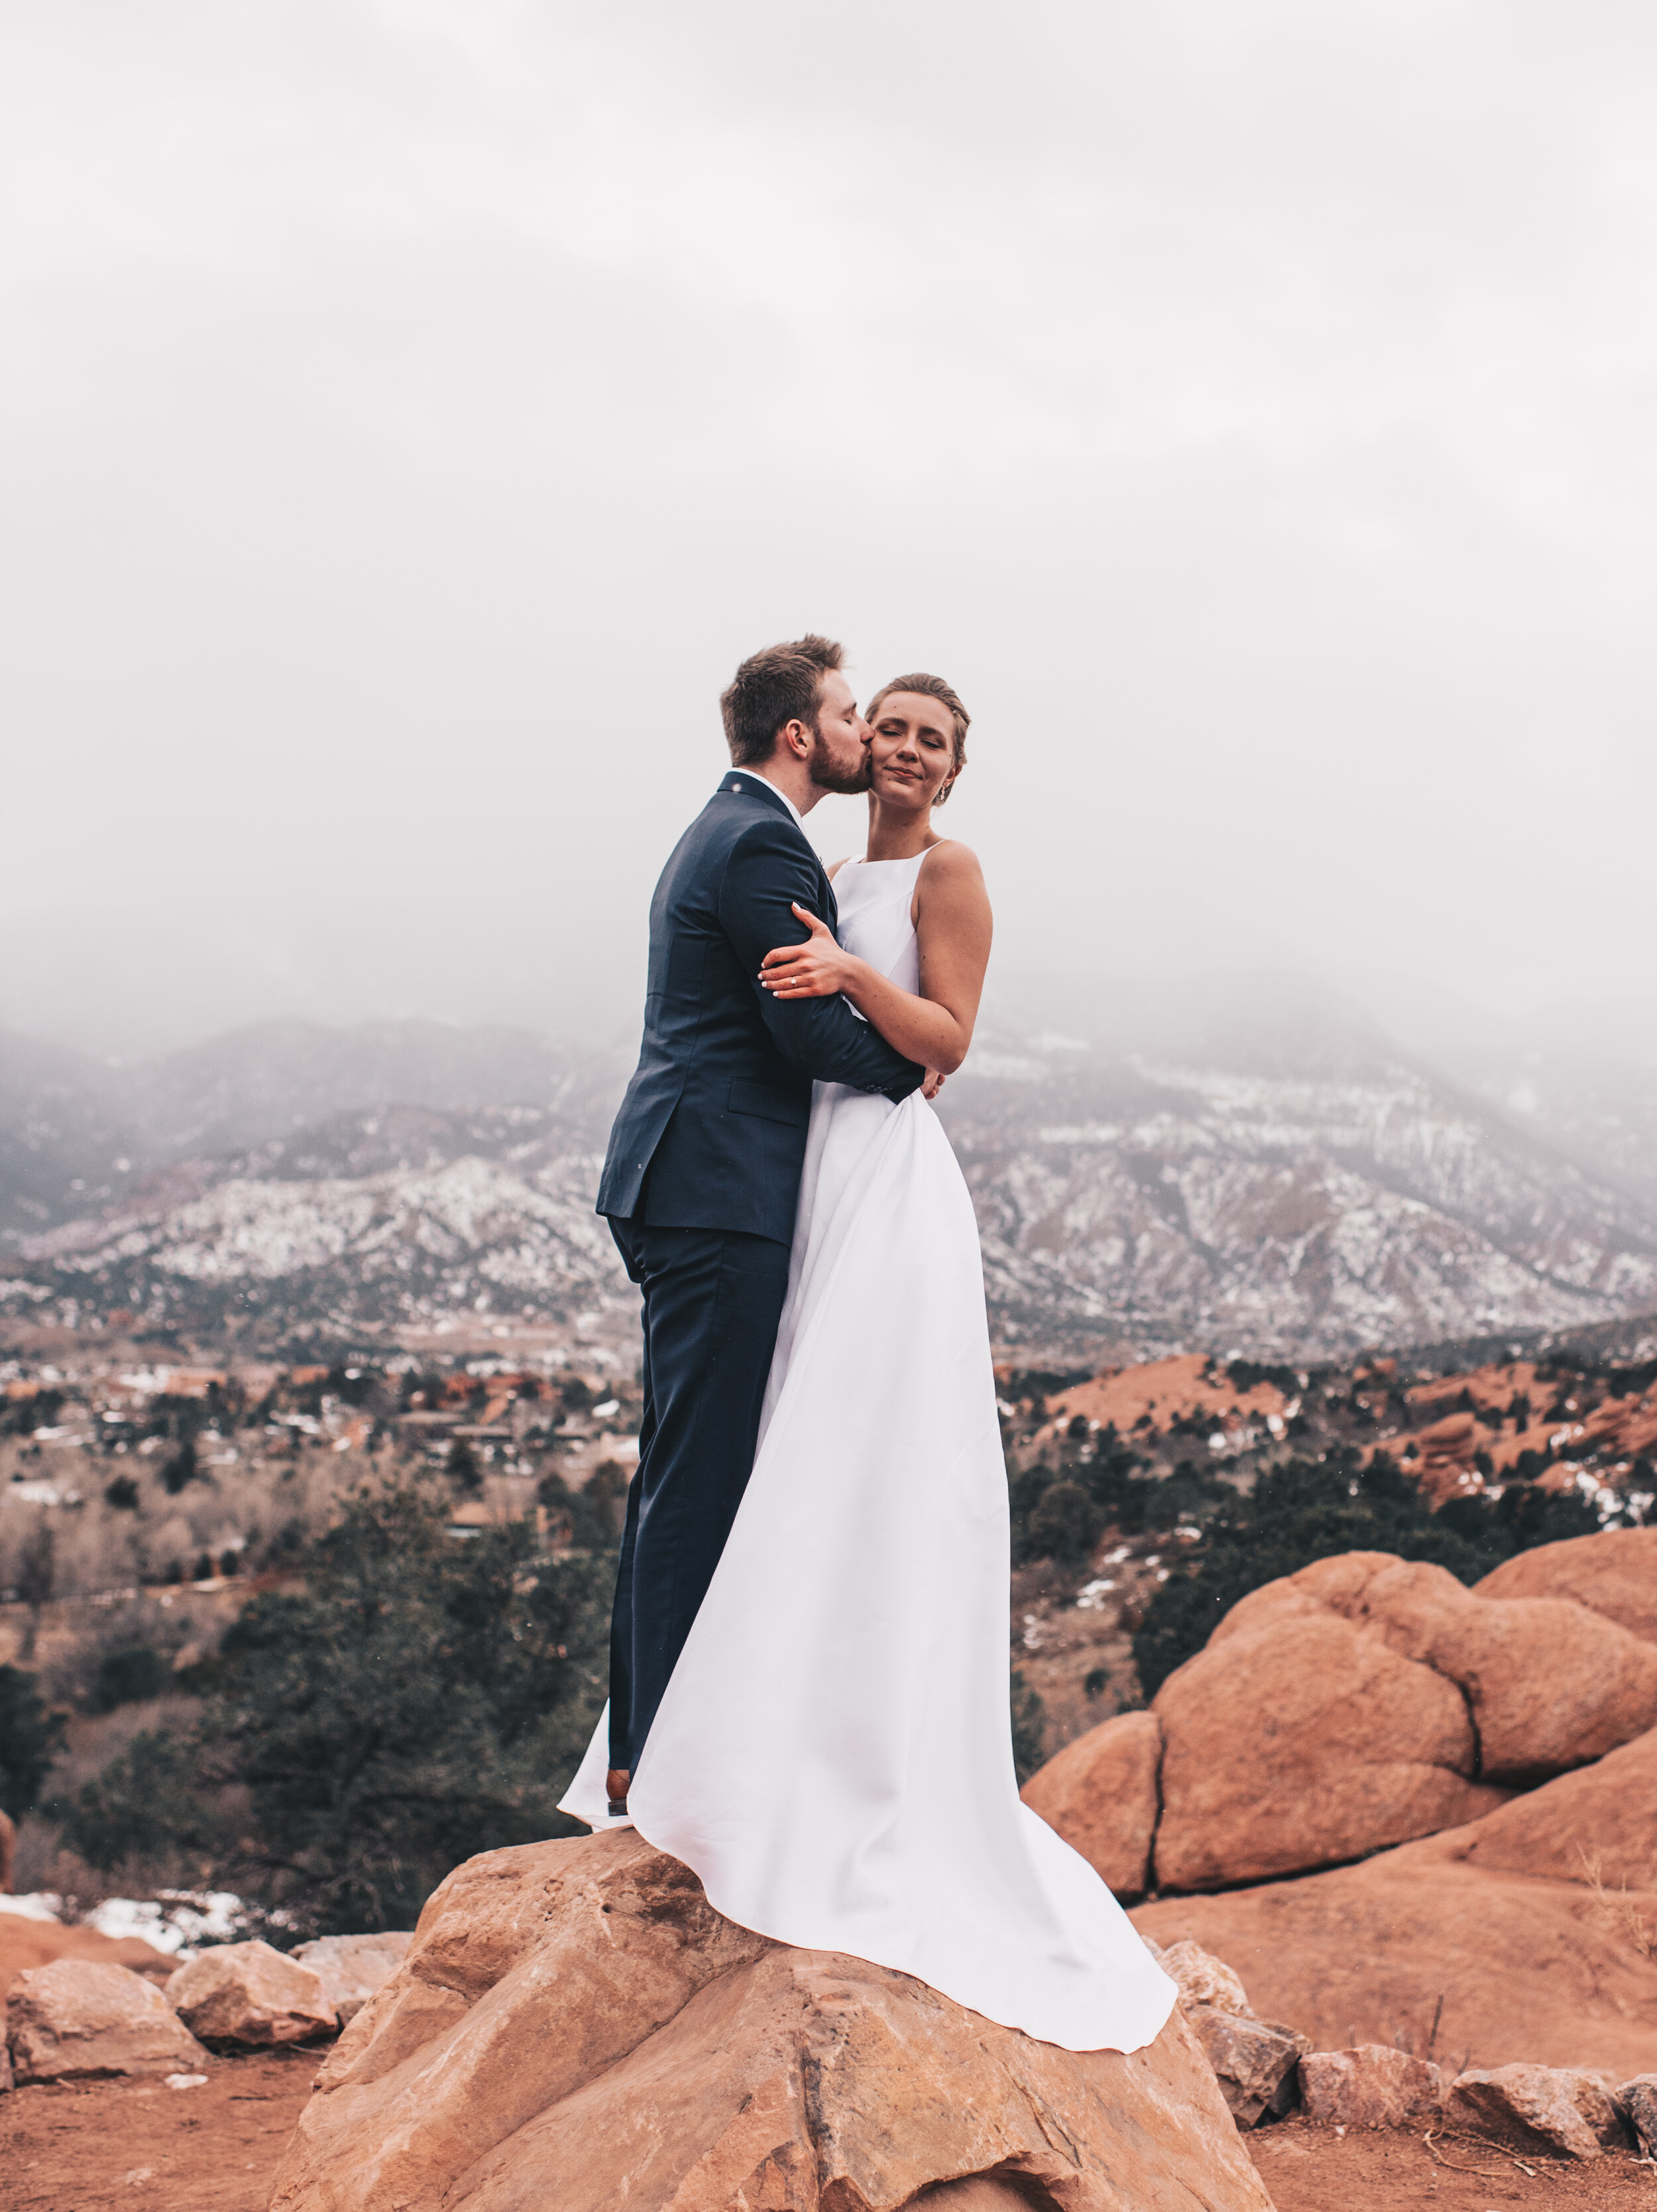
[864,673,970,804]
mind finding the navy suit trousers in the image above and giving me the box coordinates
[605,1215,791,1773]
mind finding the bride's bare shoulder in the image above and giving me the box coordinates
[914,842,990,936]
[825,856,854,882]
[917,840,987,891]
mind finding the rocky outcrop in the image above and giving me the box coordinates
[1151,1555,1509,1888]
[1445,2064,1629,2158]
[1024,1537,1657,1894]
[1450,1722,1657,1890]
[1133,1822,1657,2079]
[167,1940,337,2047]
[272,1830,1272,2212]
[1290,1554,1657,1780]
[6,1958,211,2083]
[1299,2044,1444,2128]
[0,1808,13,1894]
[1475,1527,1657,1645]
[292,1934,414,2025]
[1019,1710,1160,1899]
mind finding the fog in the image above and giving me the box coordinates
[5,1,1656,1058]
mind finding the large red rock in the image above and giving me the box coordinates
[1301,1553,1657,1780]
[6,1958,211,2083]
[0,1910,174,1997]
[1475,1527,1657,1646]
[271,1830,1271,2212]
[1151,1559,1505,1889]
[1133,1825,1657,2080]
[1147,1549,1657,1889]
[0,1808,13,1893]
[1019,1709,1160,1899]
[1450,1722,1657,1891]
[167,1940,337,2047]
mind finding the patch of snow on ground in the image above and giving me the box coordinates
[0,1893,63,1922]
[85,1891,249,1956]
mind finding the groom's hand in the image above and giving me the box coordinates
[922,1070,946,1099]
[760,904,860,1001]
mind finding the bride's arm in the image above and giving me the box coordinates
[758,844,992,1076]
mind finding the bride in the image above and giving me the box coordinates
[563,674,1174,2055]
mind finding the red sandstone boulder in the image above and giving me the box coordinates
[1300,1553,1657,1779]
[1148,1547,1657,1889]
[166,1940,337,2047]
[5,1958,210,2083]
[1019,1709,1160,1899]
[1450,1722,1657,1891]
[1446,2063,1628,2158]
[271,1831,1272,2212]
[1134,1824,1657,2080]
[1151,1563,1505,1889]
[1299,2044,1443,2128]
[0,1808,13,1894]
[1475,1527,1657,1645]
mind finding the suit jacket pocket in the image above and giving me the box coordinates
[727,1078,810,1126]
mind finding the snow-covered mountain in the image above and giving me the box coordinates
[1,1100,629,1343]
[4,1011,1656,1360]
[942,1034,1657,1358]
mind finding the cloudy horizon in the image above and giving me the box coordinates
[5,3,1656,1060]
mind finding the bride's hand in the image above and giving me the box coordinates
[760,905,860,999]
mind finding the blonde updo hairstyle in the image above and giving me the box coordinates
[864,671,970,805]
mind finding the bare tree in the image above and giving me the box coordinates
[16,1519,55,1663]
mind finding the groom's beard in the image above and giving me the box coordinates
[809,733,874,797]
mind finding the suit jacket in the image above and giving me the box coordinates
[597,771,925,1243]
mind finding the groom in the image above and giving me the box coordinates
[596,635,925,1812]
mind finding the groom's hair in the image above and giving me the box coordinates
[865,673,970,804]
[720,635,845,765]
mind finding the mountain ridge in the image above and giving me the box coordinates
[4,1007,1656,1362]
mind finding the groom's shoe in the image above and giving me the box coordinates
[606,1766,630,1818]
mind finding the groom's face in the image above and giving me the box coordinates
[806,669,874,795]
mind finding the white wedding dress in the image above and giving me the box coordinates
[562,852,1176,2052]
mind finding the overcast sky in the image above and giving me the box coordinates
[4,1,1656,1058]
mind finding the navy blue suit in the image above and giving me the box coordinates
[598,769,923,1772]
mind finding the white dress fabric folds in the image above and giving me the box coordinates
[562,852,1176,2053]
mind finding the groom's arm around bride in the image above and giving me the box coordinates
[595,634,923,1805]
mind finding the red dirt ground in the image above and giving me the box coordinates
[1249,2116,1657,2210]
[2,2058,1653,2211]
[0,2047,318,2212]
